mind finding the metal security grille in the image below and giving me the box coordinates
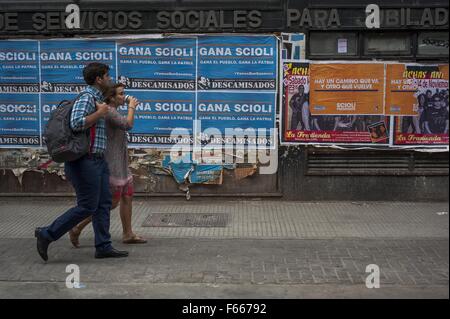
[414,157,450,174]
[142,213,230,227]
[306,151,449,176]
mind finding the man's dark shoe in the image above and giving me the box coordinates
[34,227,51,262]
[95,248,129,259]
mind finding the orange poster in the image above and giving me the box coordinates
[386,64,449,116]
[310,63,384,115]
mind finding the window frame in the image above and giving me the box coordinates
[362,31,414,58]
[416,31,449,59]
[307,31,360,60]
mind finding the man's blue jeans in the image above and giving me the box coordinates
[40,155,113,252]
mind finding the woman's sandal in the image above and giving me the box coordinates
[123,235,147,244]
[68,228,81,248]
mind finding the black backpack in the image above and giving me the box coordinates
[43,92,96,163]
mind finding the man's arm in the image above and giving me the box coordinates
[70,94,108,131]
[85,105,108,128]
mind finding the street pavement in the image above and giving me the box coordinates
[0,198,448,299]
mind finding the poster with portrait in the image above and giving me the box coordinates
[281,61,310,144]
[387,64,449,146]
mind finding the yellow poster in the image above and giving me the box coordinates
[310,63,384,115]
[386,64,449,116]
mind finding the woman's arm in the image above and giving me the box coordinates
[125,96,138,129]
[103,97,139,131]
[104,104,132,131]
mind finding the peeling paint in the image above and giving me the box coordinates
[0,148,261,193]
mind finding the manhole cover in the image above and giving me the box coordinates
[142,213,230,227]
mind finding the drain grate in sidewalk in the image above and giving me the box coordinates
[142,213,230,227]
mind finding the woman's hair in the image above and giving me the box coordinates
[104,83,125,104]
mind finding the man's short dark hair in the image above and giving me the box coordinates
[83,63,110,85]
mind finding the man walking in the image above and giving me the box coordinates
[35,62,129,261]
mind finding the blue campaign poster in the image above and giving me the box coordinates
[0,35,279,148]
[0,93,40,146]
[117,38,196,91]
[117,90,195,147]
[196,91,276,147]
[189,164,223,184]
[40,40,116,93]
[0,40,39,93]
[197,35,277,91]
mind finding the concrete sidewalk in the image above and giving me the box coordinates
[0,198,448,298]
